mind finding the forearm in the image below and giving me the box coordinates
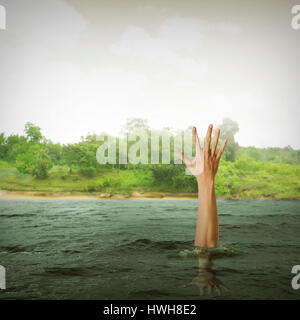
[194,177,218,248]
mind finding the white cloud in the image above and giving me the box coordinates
[111,18,210,82]
[159,17,206,52]
[1,4,299,149]
[0,0,86,49]
[110,17,242,84]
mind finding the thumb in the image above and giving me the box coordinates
[175,151,192,166]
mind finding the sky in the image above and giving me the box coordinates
[0,0,300,148]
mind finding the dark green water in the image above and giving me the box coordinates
[0,200,300,300]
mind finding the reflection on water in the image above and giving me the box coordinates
[181,251,229,296]
[0,200,300,299]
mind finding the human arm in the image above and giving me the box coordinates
[177,124,227,248]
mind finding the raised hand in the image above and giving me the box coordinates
[177,124,227,182]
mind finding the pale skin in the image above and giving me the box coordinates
[177,124,227,248]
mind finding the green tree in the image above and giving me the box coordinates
[46,141,62,164]
[16,145,52,178]
[0,133,7,158]
[122,118,150,135]
[24,122,43,144]
[62,142,98,176]
[6,135,28,162]
[217,118,239,161]
[32,148,53,178]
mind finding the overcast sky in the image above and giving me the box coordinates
[0,0,300,148]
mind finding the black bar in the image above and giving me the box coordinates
[0,300,296,319]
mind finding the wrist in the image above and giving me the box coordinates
[197,175,215,190]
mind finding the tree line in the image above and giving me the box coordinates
[0,118,299,183]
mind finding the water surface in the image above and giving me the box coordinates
[0,200,299,299]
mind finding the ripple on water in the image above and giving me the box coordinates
[168,246,242,259]
[116,238,193,251]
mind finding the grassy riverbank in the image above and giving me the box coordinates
[1,159,300,200]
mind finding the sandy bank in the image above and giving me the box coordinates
[0,190,198,200]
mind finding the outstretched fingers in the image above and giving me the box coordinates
[216,139,227,161]
[176,151,192,167]
[192,127,202,157]
[178,125,225,166]
[204,124,213,156]
[211,128,220,156]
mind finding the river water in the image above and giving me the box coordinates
[0,200,299,299]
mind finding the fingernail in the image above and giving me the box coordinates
[209,124,213,128]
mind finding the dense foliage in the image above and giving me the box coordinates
[0,119,299,199]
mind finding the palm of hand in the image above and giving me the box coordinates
[176,125,227,180]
